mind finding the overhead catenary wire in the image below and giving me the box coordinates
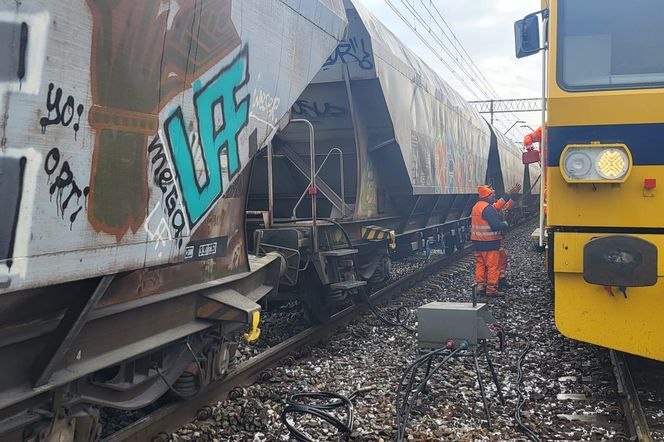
[382,0,528,136]
[384,0,484,102]
[419,0,508,103]
[402,0,524,130]
[419,0,531,134]
[398,0,490,99]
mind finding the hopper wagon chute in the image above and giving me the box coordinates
[248,0,536,322]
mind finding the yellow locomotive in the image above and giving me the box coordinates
[516,0,664,361]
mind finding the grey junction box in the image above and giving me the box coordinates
[417,302,496,350]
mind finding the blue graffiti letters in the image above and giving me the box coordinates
[291,100,347,120]
[165,46,250,226]
[323,37,373,71]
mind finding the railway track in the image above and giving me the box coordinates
[612,350,664,442]
[108,219,664,442]
[612,350,652,441]
[102,241,476,441]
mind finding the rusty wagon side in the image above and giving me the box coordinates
[0,1,347,439]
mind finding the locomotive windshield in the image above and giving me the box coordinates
[557,0,664,91]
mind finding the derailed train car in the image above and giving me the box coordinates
[248,0,540,321]
[0,1,346,439]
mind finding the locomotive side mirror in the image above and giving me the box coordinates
[514,11,547,58]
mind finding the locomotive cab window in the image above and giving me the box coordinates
[558,0,664,91]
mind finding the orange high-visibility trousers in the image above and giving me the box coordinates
[498,238,508,278]
[475,250,501,293]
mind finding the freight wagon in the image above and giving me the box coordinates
[0,1,346,439]
[248,0,540,322]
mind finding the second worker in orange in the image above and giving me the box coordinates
[471,185,509,296]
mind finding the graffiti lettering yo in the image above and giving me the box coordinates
[165,46,250,226]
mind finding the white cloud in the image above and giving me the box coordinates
[355,0,544,138]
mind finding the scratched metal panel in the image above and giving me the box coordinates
[351,0,492,195]
[0,0,346,294]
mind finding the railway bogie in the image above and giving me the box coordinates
[0,0,542,438]
[248,0,540,321]
[0,0,346,439]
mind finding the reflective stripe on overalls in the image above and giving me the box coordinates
[470,200,502,241]
[492,198,510,278]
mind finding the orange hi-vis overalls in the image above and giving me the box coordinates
[492,197,513,279]
[523,126,542,150]
[471,200,503,294]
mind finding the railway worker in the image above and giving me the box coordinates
[471,185,509,296]
[523,126,542,150]
[492,183,522,289]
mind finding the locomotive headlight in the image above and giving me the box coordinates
[596,148,629,180]
[560,144,632,183]
[563,151,593,179]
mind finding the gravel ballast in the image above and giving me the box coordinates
[170,222,626,441]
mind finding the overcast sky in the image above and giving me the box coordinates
[357,0,543,141]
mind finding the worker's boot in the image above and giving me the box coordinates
[499,278,512,289]
[486,284,500,297]
[475,285,486,297]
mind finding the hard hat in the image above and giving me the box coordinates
[524,134,533,147]
[477,185,494,198]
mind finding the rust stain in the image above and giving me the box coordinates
[197,302,222,319]
[85,0,241,239]
[98,180,250,307]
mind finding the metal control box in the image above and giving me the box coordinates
[417,302,496,349]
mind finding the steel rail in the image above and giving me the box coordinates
[106,218,536,442]
[104,243,476,442]
[610,350,652,442]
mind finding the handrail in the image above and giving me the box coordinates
[291,147,345,220]
[289,119,318,252]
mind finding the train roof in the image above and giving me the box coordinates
[299,0,528,195]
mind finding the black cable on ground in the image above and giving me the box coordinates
[320,218,416,333]
[358,285,416,332]
[316,216,540,439]
[281,387,375,441]
[395,345,454,424]
[395,342,467,441]
[506,331,541,442]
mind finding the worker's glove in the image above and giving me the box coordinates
[501,221,509,230]
[507,183,522,196]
